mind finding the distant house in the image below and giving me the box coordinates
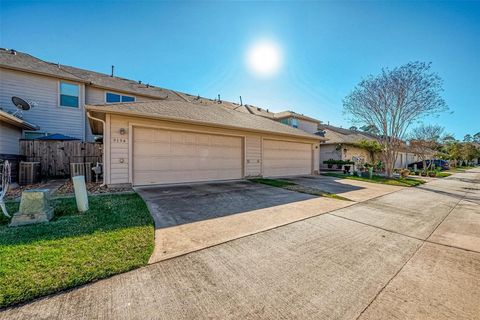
[318,124,424,170]
[317,124,378,168]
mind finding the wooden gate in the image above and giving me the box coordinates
[20,140,102,178]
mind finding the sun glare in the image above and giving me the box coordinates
[246,40,282,78]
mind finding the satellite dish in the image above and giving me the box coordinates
[12,96,31,111]
[11,96,32,118]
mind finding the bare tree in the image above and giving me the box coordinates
[343,62,448,177]
[409,124,444,171]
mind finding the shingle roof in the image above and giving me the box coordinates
[0,109,39,130]
[0,49,85,82]
[274,111,321,123]
[86,100,324,140]
[317,124,378,144]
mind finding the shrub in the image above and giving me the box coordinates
[400,169,410,178]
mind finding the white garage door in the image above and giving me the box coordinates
[133,127,243,185]
[263,139,312,177]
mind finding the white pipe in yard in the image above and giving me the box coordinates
[86,112,106,187]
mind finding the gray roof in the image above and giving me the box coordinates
[86,100,324,140]
[318,124,378,144]
[0,109,39,130]
[0,48,85,82]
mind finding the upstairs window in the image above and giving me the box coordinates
[60,82,79,108]
[106,92,135,103]
[291,118,299,128]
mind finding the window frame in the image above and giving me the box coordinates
[105,91,136,104]
[24,131,47,140]
[59,81,80,108]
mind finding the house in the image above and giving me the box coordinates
[318,124,378,168]
[86,100,323,186]
[234,106,321,134]
[318,124,424,170]
[0,109,38,180]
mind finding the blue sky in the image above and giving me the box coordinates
[1,1,479,138]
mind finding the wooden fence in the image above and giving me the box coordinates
[20,140,103,178]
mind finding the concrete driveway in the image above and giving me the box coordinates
[2,168,479,319]
[135,180,355,262]
[284,174,403,202]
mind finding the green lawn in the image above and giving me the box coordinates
[435,172,452,178]
[321,172,425,187]
[0,194,154,308]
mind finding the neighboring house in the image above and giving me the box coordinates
[0,48,188,142]
[318,124,377,168]
[86,100,323,186]
[0,109,38,180]
[235,106,321,134]
[318,124,424,170]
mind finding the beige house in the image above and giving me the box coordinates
[87,101,323,186]
[318,125,376,168]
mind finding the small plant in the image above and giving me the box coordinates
[400,169,410,179]
[428,171,436,177]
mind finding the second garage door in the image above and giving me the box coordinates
[263,139,312,177]
[133,127,243,185]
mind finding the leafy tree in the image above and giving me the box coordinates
[464,134,473,142]
[473,132,480,143]
[359,124,380,135]
[349,126,358,131]
[343,62,448,177]
[463,143,480,163]
[357,139,383,163]
[409,124,444,171]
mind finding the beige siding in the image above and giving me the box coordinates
[0,122,21,155]
[245,135,262,177]
[297,119,318,134]
[0,68,86,139]
[107,115,319,185]
[319,144,341,168]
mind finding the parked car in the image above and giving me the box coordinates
[408,159,449,171]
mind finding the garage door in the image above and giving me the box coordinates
[263,139,312,177]
[133,127,243,185]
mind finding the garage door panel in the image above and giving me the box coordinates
[133,128,243,185]
[263,139,312,177]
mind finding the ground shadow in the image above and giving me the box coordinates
[136,178,364,229]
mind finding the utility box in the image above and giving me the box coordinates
[19,162,41,185]
[70,162,92,183]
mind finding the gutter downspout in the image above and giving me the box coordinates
[86,112,106,187]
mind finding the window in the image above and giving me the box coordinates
[291,118,298,128]
[279,119,289,125]
[106,92,135,103]
[60,82,79,108]
[24,131,47,140]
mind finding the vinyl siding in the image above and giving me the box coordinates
[107,115,319,185]
[297,119,319,134]
[0,122,21,155]
[0,68,85,139]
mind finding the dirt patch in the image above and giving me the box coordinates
[54,180,133,196]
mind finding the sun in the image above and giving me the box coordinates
[246,40,282,77]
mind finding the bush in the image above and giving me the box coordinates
[400,169,410,178]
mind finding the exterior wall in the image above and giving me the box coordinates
[106,114,319,185]
[0,121,22,155]
[395,152,419,169]
[319,144,341,168]
[245,135,262,177]
[85,87,155,141]
[297,119,318,134]
[343,146,372,163]
[0,68,86,139]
